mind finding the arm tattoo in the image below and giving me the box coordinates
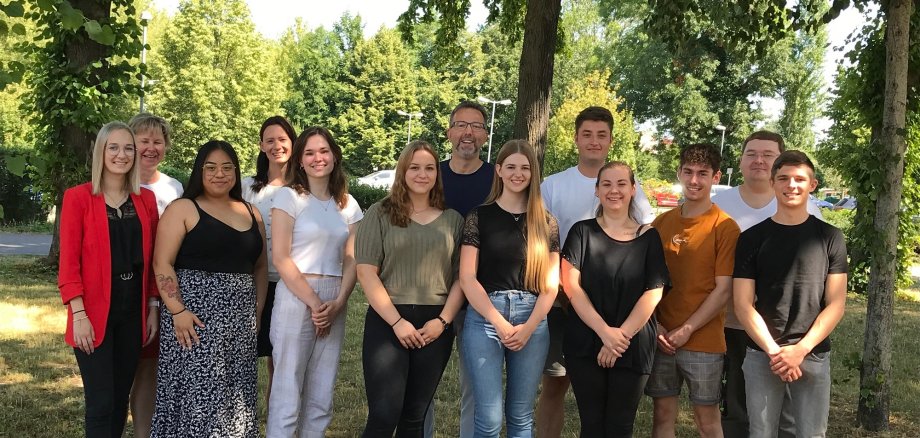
[156,274,182,302]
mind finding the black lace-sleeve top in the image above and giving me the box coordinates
[106,197,143,276]
[461,202,560,294]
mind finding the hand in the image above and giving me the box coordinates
[143,307,159,347]
[597,326,630,357]
[312,299,345,328]
[172,309,205,350]
[597,347,618,368]
[665,324,693,350]
[393,319,425,349]
[769,344,809,377]
[493,319,517,344]
[315,322,330,338]
[503,322,535,351]
[418,319,446,344]
[73,317,96,354]
[656,323,676,355]
[781,366,803,382]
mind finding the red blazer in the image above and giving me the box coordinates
[58,182,159,348]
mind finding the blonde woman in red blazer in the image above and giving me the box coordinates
[58,121,159,438]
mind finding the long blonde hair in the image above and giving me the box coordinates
[381,140,446,227]
[91,121,140,195]
[485,140,551,293]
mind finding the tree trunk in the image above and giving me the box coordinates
[47,0,112,263]
[857,0,913,431]
[511,0,561,171]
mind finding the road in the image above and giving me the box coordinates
[0,233,51,256]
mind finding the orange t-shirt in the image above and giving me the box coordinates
[652,204,740,353]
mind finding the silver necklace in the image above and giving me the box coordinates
[510,212,523,222]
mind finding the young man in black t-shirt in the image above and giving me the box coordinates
[733,151,847,438]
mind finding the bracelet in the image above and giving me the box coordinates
[390,316,403,327]
[72,309,85,315]
[171,307,188,316]
[147,300,160,308]
[436,316,450,329]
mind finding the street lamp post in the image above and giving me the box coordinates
[396,110,423,144]
[477,96,512,162]
[716,124,726,157]
[139,11,153,113]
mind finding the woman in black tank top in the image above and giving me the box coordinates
[150,141,268,438]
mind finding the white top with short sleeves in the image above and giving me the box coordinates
[242,176,283,282]
[272,187,363,277]
[141,173,183,216]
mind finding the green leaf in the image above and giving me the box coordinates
[0,205,4,220]
[60,5,84,30]
[11,23,25,35]
[0,21,7,37]
[36,0,56,11]
[4,154,27,177]
[83,20,101,37]
[2,1,25,17]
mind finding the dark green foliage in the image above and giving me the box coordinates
[0,147,46,223]
[347,180,389,211]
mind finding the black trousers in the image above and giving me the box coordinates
[567,355,648,438]
[362,305,454,438]
[722,327,749,438]
[73,276,142,438]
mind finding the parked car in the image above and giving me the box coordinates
[356,170,395,189]
[655,192,679,208]
[810,195,835,209]
[834,197,857,210]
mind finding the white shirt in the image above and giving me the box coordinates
[242,176,284,281]
[141,173,183,216]
[272,187,363,277]
[712,186,825,328]
[541,166,656,244]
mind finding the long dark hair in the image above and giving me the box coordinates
[184,140,245,202]
[285,126,350,209]
[252,115,297,192]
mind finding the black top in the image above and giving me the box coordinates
[733,215,848,353]
[175,199,263,275]
[106,198,143,276]
[462,202,560,294]
[561,219,669,374]
[440,160,494,217]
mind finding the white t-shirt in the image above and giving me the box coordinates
[541,166,656,244]
[272,187,363,277]
[712,186,825,329]
[242,176,284,282]
[141,173,183,216]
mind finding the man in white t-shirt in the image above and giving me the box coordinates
[711,130,823,438]
[536,106,654,437]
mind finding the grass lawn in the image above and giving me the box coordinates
[2,254,919,437]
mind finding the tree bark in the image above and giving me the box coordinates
[857,0,913,431]
[47,0,112,263]
[511,0,561,171]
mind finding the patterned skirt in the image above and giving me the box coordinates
[151,269,258,438]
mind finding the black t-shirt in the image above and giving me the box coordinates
[561,219,670,374]
[462,202,560,294]
[733,215,848,353]
[440,160,495,218]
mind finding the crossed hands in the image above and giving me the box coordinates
[768,344,808,382]
[494,319,536,352]
[656,322,692,355]
[596,326,631,368]
[392,318,446,349]
[311,299,346,338]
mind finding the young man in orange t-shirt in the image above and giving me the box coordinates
[648,143,740,438]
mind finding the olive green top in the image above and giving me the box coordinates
[355,202,463,305]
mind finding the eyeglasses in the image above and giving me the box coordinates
[743,152,778,161]
[450,121,487,131]
[203,164,236,175]
[106,144,135,155]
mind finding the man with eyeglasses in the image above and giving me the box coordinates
[711,131,823,438]
[423,100,494,438]
[537,106,655,437]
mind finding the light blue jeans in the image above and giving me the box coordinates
[743,348,831,438]
[461,290,549,438]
